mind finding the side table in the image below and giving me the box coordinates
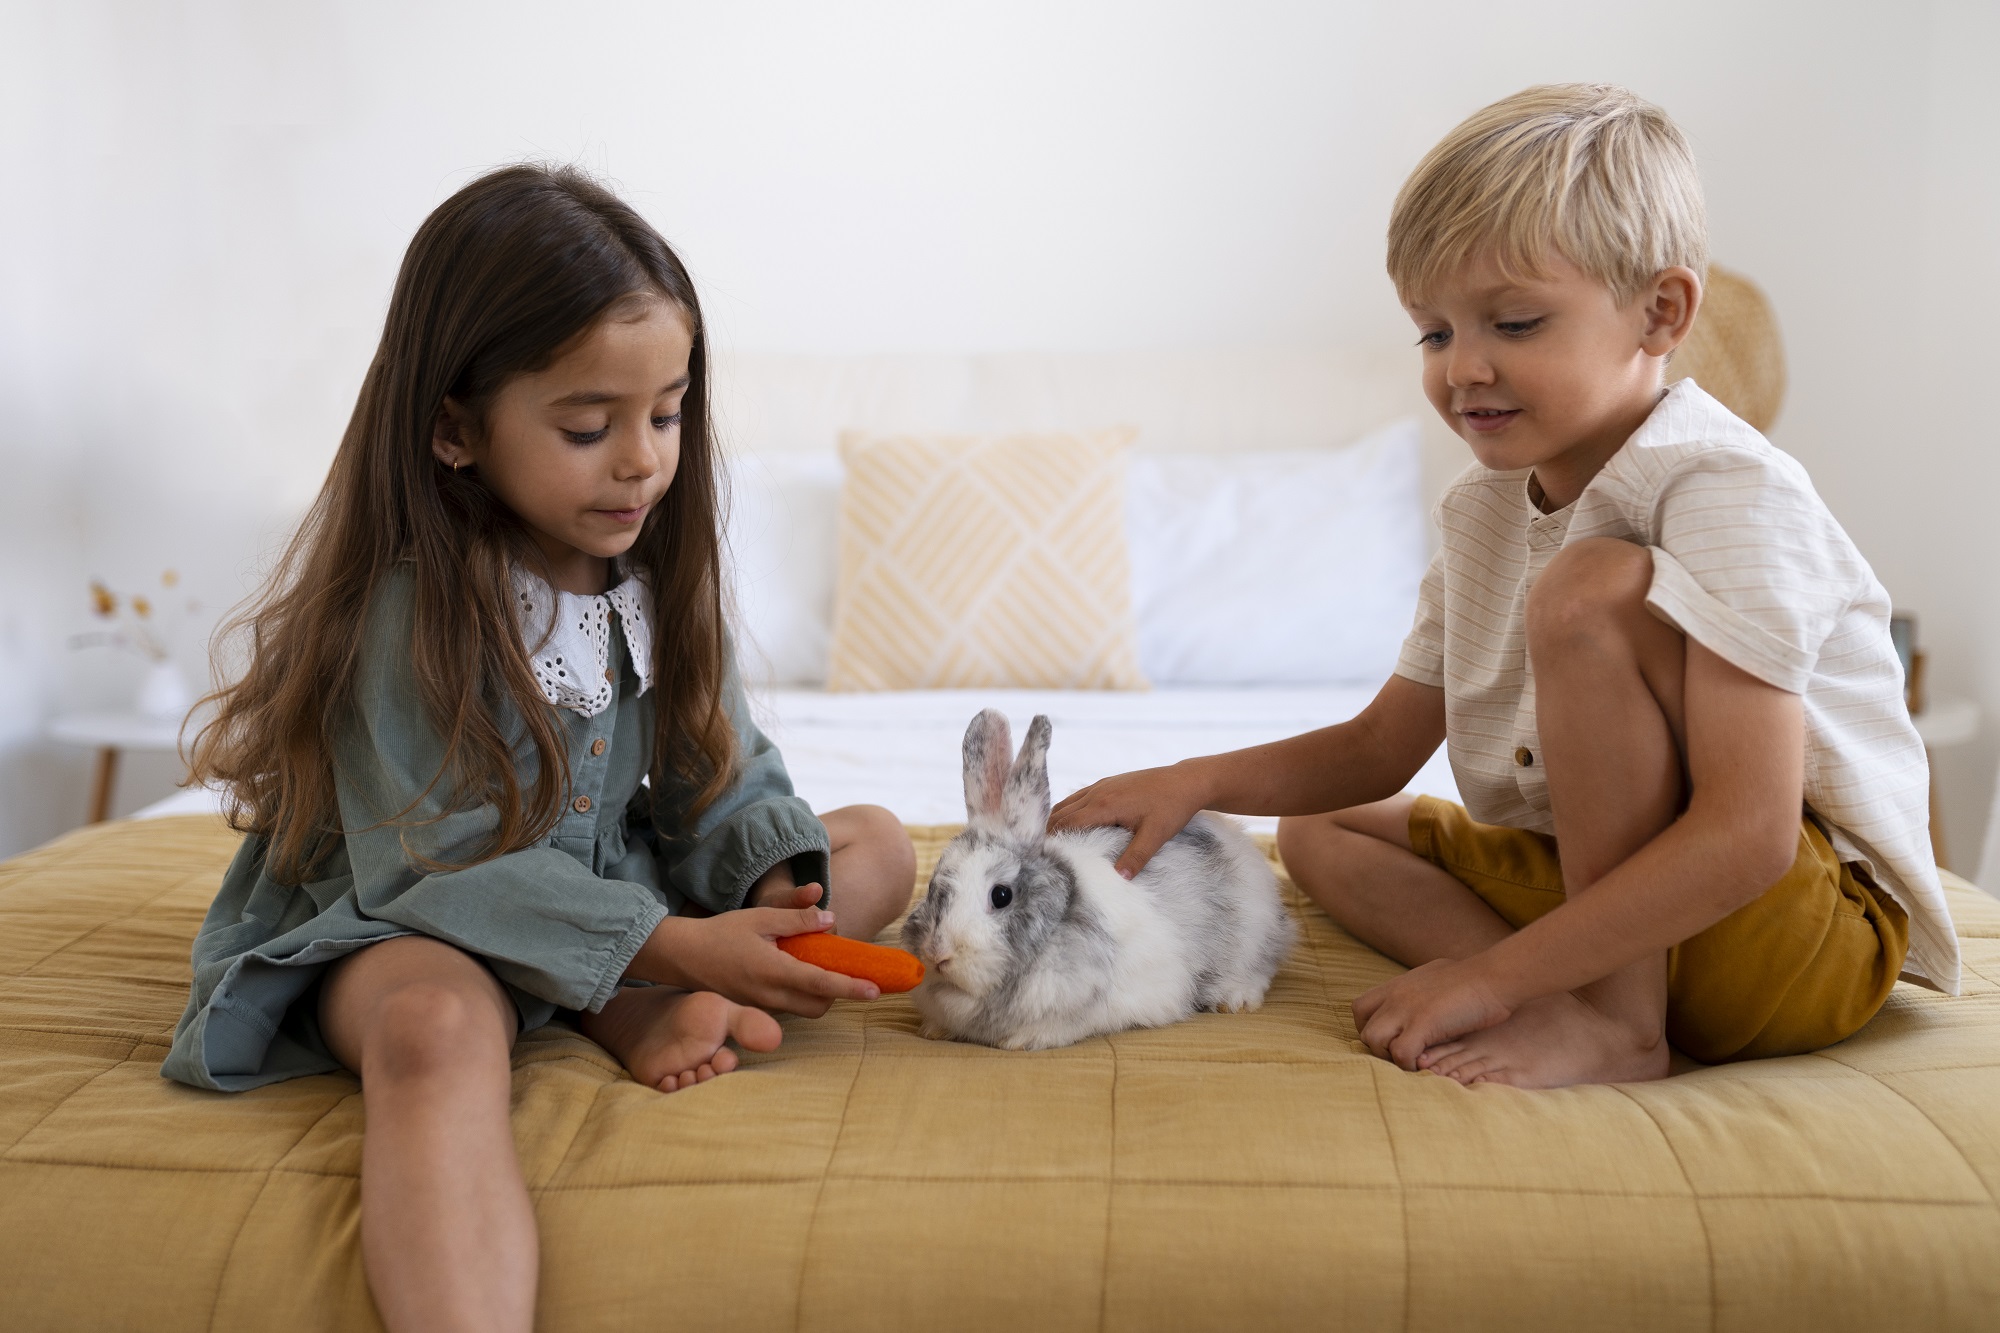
[1914,698,1980,872]
[48,712,189,824]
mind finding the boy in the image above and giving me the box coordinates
[1049,84,1957,1088]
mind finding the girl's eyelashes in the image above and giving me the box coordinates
[1495,317,1545,337]
[560,410,680,444]
[1416,329,1451,350]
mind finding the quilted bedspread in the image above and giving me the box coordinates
[3,815,1998,1331]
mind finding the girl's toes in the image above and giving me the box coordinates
[710,1047,740,1076]
[729,1006,783,1053]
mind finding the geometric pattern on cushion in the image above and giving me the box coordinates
[827,429,1147,690]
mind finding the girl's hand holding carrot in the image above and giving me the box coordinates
[749,873,924,992]
[631,884,883,1017]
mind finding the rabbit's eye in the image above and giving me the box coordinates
[990,884,1013,909]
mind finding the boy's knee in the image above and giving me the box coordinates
[1278,816,1394,935]
[1527,538,1655,650]
[1276,814,1373,897]
[1274,813,1315,867]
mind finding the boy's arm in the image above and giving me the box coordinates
[1354,641,1804,1067]
[1049,674,1446,878]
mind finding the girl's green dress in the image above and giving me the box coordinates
[161,568,830,1092]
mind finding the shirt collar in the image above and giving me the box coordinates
[509,562,654,717]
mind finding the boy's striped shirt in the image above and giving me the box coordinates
[1396,379,1959,994]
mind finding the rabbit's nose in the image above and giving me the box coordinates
[933,952,954,971]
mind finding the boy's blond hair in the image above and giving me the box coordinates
[1388,83,1708,306]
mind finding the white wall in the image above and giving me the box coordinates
[3,1,1996,865]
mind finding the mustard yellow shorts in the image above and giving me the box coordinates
[1407,796,1910,1064]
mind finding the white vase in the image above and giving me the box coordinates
[136,660,194,720]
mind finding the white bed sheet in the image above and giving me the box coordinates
[134,686,1462,834]
[749,686,1460,832]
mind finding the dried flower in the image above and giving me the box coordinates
[77,575,186,663]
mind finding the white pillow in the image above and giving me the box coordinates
[1126,419,1427,684]
[725,418,1429,688]
[725,452,844,686]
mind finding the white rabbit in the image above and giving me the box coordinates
[900,709,1296,1050]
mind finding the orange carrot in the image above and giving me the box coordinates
[776,932,925,993]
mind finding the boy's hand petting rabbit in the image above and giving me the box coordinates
[1049,761,1212,881]
[901,709,1295,1050]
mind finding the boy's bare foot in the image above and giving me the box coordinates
[1415,990,1669,1089]
[581,986,783,1092]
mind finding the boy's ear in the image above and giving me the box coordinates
[430,397,478,469]
[1640,266,1703,358]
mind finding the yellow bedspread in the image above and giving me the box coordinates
[3,815,1997,1331]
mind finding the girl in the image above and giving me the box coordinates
[163,164,917,1333]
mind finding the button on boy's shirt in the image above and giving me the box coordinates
[1395,379,1959,995]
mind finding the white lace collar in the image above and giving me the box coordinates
[510,562,654,717]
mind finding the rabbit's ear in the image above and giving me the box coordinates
[963,709,1013,828]
[1002,714,1053,843]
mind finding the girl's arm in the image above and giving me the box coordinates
[1048,674,1446,877]
[337,575,869,1019]
[643,657,830,914]
[625,897,879,1017]
[622,648,879,1013]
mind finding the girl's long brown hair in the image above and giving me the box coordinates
[190,164,735,884]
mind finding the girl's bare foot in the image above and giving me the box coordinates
[582,986,783,1092]
[1415,990,1669,1089]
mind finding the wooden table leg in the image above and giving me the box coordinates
[88,746,119,824]
[1927,753,1949,872]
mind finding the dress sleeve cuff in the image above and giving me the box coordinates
[1645,546,1814,694]
[726,832,834,913]
[583,900,671,1014]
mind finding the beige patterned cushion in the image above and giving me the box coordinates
[826,429,1147,690]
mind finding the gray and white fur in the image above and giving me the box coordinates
[901,709,1296,1050]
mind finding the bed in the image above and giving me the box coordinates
[17,342,2000,1328]
[4,812,1998,1331]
